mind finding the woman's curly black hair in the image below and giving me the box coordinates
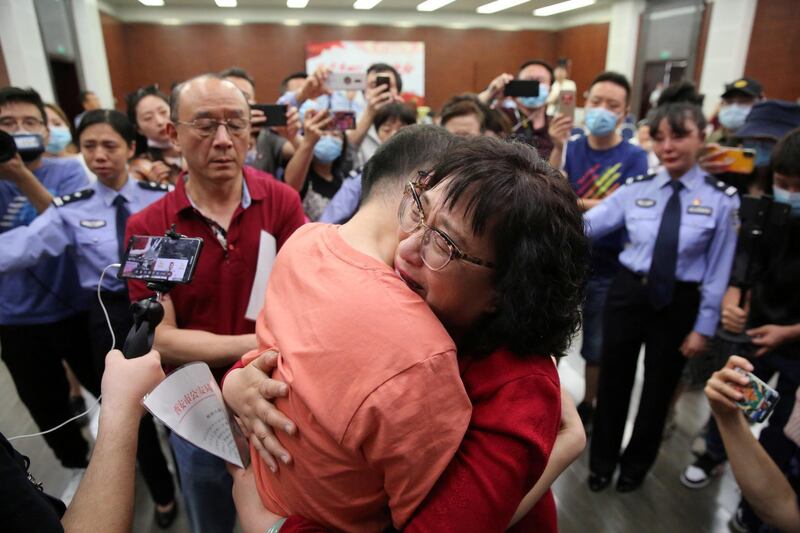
[428,136,588,358]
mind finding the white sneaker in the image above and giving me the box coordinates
[60,467,86,506]
[680,453,724,489]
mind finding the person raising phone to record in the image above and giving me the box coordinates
[706,355,800,531]
[0,108,180,527]
[547,72,649,432]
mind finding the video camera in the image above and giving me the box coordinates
[0,130,45,163]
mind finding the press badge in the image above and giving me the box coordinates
[635,199,656,208]
[687,206,713,216]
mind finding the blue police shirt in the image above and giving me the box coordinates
[0,177,170,293]
[584,164,740,337]
[319,169,362,224]
[0,158,89,325]
[563,136,649,277]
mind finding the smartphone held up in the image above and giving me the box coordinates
[735,368,780,423]
[700,145,757,174]
[251,104,288,127]
[504,80,540,98]
[329,110,356,132]
[556,89,576,121]
[120,235,203,285]
[325,72,367,91]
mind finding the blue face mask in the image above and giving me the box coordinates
[46,126,72,153]
[517,84,549,109]
[773,185,800,217]
[718,104,751,131]
[584,107,619,136]
[313,136,343,163]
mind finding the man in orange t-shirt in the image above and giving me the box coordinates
[232,126,471,532]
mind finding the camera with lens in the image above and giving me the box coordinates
[0,129,46,163]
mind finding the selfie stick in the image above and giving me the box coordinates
[122,225,183,359]
[717,195,789,344]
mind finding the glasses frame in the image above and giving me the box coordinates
[400,175,495,271]
[0,117,45,132]
[174,117,250,138]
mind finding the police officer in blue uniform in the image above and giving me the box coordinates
[0,110,178,526]
[585,103,740,492]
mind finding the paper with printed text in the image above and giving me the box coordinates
[143,362,247,467]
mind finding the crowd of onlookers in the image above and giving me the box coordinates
[1,56,799,533]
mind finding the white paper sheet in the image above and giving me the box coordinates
[245,230,277,321]
[142,362,247,467]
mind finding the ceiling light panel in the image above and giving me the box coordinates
[353,0,383,9]
[476,0,530,14]
[215,0,237,6]
[533,0,596,17]
[287,0,309,8]
[416,0,457,12]
[138,0,164,6]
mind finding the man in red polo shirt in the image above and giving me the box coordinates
[125,74,305,533]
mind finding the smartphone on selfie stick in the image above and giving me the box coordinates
[118,225,203,358]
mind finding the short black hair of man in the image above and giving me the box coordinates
[588,71,632,103]
[219,67,256,89]
[517,59,554,85]
[360,124,457,202]
[280,71,308,94]
[367,63,403,93]
[772,127,800,178]
[0,86,47,123]
[373,102,416,132]
[657,81,704,107]
[648,102,707,138]
[77,109,137,147]
[427,137,588,358]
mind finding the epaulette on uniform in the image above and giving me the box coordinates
[624,173,656,186]
[138,180,174,193]
[52,188,94,207]
[705,176,738,197]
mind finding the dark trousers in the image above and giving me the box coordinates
[590,268,700,479]
[88,291,176,506]
[0,313,100,469]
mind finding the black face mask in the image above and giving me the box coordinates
[13,133,46,162]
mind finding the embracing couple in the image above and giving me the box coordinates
[223,126,588,532]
